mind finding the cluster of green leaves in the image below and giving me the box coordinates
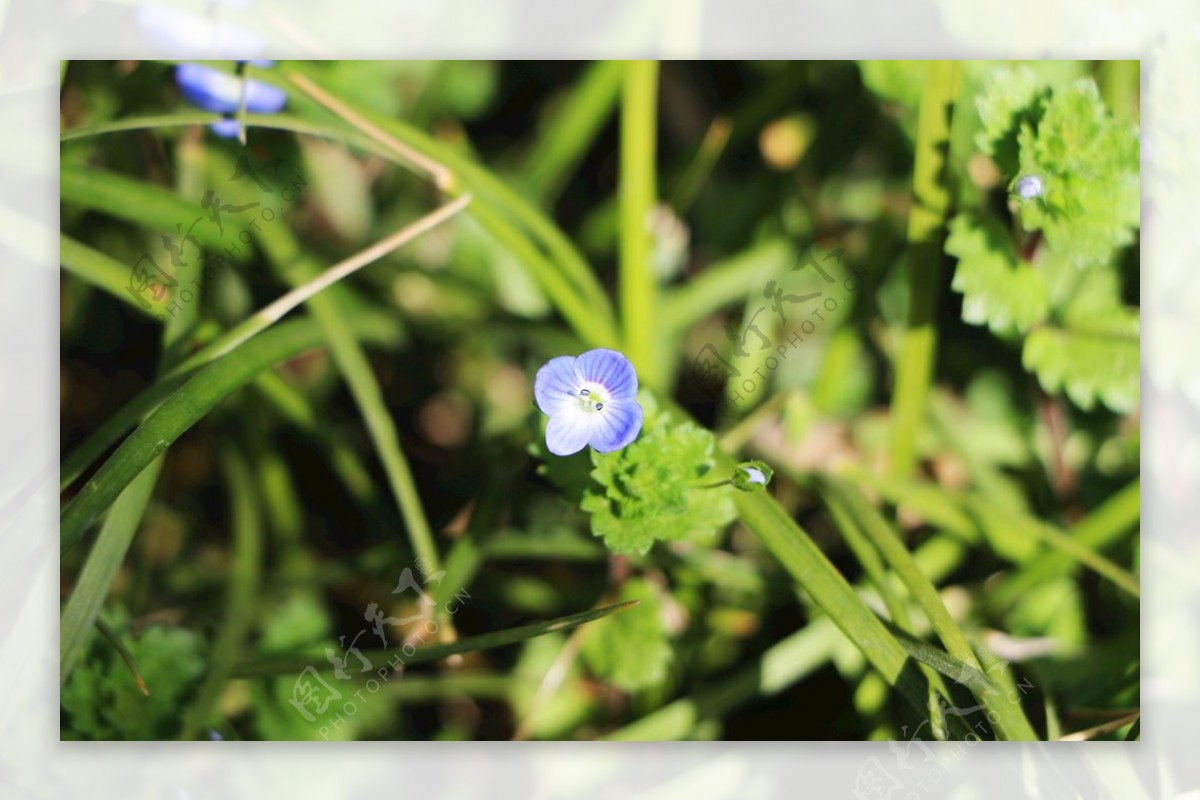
[577,398,736,555]
[62,624,206,740]
[950,68,1140,412]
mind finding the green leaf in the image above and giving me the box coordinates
[580,402,736,555]
[62,624,206,740]
[1014,79,1140,267]
[1022,312,1139,412]
[582,579,673,692]
[974,66,1053,172]
[946,213,1049,335]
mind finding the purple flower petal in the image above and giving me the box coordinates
[576,348,638,400]
[588,398,643,452]
[175,64,287,115]
[534,355,580,416]
[545,406,596,456]
[209,118,242,138]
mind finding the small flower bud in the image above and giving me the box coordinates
[732,460,774,491]
[1013,175,1044,199]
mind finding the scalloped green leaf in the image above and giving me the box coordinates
[580,402,735,555]
[975,66,1053,173]
[582,578,673,692]
[947,213,1049,335]
[1014,79,1140,267]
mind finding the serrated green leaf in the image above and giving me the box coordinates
[1021,258,1140,412]
[975,66,1053,172]
[62,625,206,740]
[582,579,673,692]
[1022,321,1139,413]
[580,406,735,555]
[1015,79,1139,267]
[946,213,1049,335]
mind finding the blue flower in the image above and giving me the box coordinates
[1014,175,1044,199]
[174,63,287,138]
[136,3,266,57]
[535,348,643,456]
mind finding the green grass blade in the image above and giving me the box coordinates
[522,60,624,202]
[990,478,1140,607]
[966,493,1140,599]
[60,164,248,260]
[59,316,396,555]
[283,73,618,338]
[618,60,660,384]
[180,448,263,740]
[823,482,953,737]
[889,60,960,478]
[230,601,639,678]
[662,239,792,335]
[60,234,160,319]
[171,194,471,376]
[822,476,1038,740]
[730,488,931,719]
[59,311,400,491]
[59,461,162,679]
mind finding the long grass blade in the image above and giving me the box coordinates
[230,601,639,678]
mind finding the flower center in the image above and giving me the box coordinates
[577,383,610,414]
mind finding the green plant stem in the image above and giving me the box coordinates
[619,60,660,385]
[990,478,1140,608]
[821,476,1038,740]
[180,448,263,739]
[231,601,638,678]
[283,72,619,343]
[889,60,960,478]
[730,487,931,719]
[172,194,471,375]
[522,60,625,202]
[822,484,950,738]
[60,465,161,679]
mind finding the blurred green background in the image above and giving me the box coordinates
[59,60,1139,741]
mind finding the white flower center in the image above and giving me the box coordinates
[577,383,610,414]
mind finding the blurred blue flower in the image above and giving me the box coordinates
[174,63,286,138]
[535,349,643,456]
[1014,175,1044,199]
[136,3,266,57]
